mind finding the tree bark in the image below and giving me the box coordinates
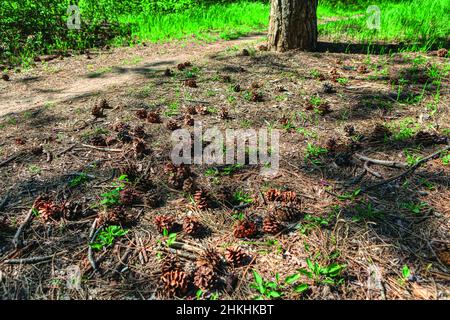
[268,0,318,52]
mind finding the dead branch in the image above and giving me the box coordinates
[0,154,20,168]
[4,253,60,265]
[57,144,77,157]
[363,145,450,192]
[354,153,408,168]
[12,209,35,249]
[364,162,383,179]
[81,144,123,152]
[87,219,100,273]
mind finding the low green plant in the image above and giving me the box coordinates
[232,190,253,205]
[305,143,328,165]
[297,258,346,286]
[402,201,428,215]
[90,225,128,250]
[99,174,129,207]
[250,270,309,300]
[162,228,177,247]
[69,172,90,188]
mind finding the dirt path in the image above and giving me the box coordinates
[0,35,264,117]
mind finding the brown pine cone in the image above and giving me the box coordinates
[135,109,147,119]
[144,190,161,208]
[154,215,174,234]
[2,73,9,81]
[263,215,282,234]
[147,111,161,123]
[96,206,126,227]
[326,138,338,153]
[357,65,368,74]
[184,114,194,126]
[258,45,268,51]
[281,191,297,203]
[112,122,129,132]
[193,190,208,210]
[166,120,181,131]
[132,125,146,138]
[184,61,192,67]
[251,91,263,102]
[197,248,222,272]
[161,254,181,274]
[370,124,391,141]
[273,202,299,222]
[183,216,201,236]
[164,68,173,76]
[265,188,282,202]
[160,270,188,297]
[119,188,139,205]
[185,105,197,115]
[182,177,195,193]
[233,84,241,92]
[133,139,146,159]
[344,124,356,136]
[184,79,197,88]
[91,105,104,118]
[34,198,62,222]
[119,163,138,181]
[99,98,111,109]
[168,174,183,189]
[437,48,448,57]
[219,107,229,119]
[317,103,332,115]
[90,135,106,146]
[177,63,186,70]
[195,105,209,115]
[164,161,177,174]
[194,266,218,291]
[224,246,247,267]
[233,219,257,238]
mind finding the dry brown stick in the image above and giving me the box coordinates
[364,162,383,179]
[87,219,100,273]
[363,145,450,192]
[57,143,77,157]
[4,252,63,265]
[169,241,204,253]
[354,153,408,168]
[0,153,20,168]
[160,247,197,260]
[81,144,123,152]
[12,209,35,249]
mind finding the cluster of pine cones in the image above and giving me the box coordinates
[164,162,194,192]
[153,214,203,236]
[159,246,249,297]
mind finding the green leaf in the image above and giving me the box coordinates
[252,270,263,286]
[284,273,301,285]
[294,283,309,293]
[306,258,314,270]
[297,268,313,279]
[402,265,411,279]
[265,281,277,289]
[267,290,281,298]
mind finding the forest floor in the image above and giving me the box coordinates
[0,34,449,300]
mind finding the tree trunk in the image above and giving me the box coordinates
[268,0,318,52]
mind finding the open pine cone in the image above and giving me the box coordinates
[160,270,188,297]
[193,190,208,210]
[96,206,126,227]
[185,105,197,115]
[133,139,146,159]
[132,125,146,138]
[219,107,229,119]
[144,190,161,208]
[272,202,299,222]
[154,215,174,234]
[195,105,209,115]
[197,248,222,272]
[224,246,247,267]
[263,215,282,234]
[166,120,181,131]
[34,197,62,222]
[119,188,139,205]
[147,111,161,123]
[194,265,218,291]
[182,177,195,193]
[184,114,194,126]
[183,216,201,236]
[135,109,147,119]
[233,219,257,238]
[184,79,197,88]
[161,254,181,274]
[265,188,282,202]
[437,48,448,57]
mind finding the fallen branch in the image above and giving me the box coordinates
[354,153,408,168]
[363,145,450,192]
[87,219,100,273]
[364,162,383,179]
[4,254,58,265]
[0,154,20,168]
[57,144,77,157]
[12,209,35,249]
[81,144,123,152]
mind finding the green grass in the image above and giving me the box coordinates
[319,0,449,51]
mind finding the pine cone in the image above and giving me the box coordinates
[258,45,268,51]
[265,188,282,202]
[99,98,111,109]
[197,248,221,272]
[15,138,26,145]
[184,79,197,88]
[370,124,391,141]
[344,124,356,136]
[193,190,208,210]
[119,163,138,181]
[184,61,192,67]
[91,105,104,118]
[322,82,336,94]
[281,191,297,203]
[183,216,201,236]
[326,138,338,153]
[135,109,147,119]
[221,75,231,83]
[233,84,241,92]
[177,63,186,71]
[132,125,145,138]
[251,91,263,102]
[195,105,209,115]
[194,266,218,291]
[117,129,132,143]
[185,105,197,115]
[263,215,282,234]
[164,161,177,174]
[317,103,332,115]
[97,206,126,227]
[273,202,299,222]
[233,219,257,238]
[161,254,181,274]
[357,65,368,74]
[2,73,9,81]
[154,215,174,233]
[34,198,62,222]
[144,190,161,208]
[164,68,173,76]
[147,111,161,123]
[184,114,194,126]
[224,246,247,267]
[90,135,106,146]
[133,139,146,159]
[160,270,188,297]
[437,48,448,57]
[219,107,229,119]
[119,188,139,205]
[112,122,130,132]
[182,177,195,193]
[166,120,181,131]
[168,174,183,189]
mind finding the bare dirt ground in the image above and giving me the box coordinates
[0,35,449,300]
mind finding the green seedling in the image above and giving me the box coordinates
[90,225,128,251]
[69,172,90,188]
[297,258,346,286]
[304,143,328,165]
[99,174,129,207]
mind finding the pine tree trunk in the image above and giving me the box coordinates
[268,0,318,52]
